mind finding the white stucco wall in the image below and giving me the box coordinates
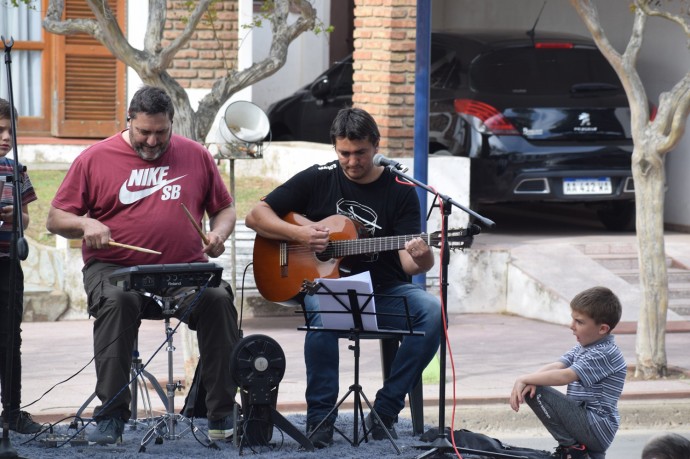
[433,0,690,228]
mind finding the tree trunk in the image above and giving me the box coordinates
[633,141,668,379]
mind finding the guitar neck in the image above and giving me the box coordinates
[327,233,434,257]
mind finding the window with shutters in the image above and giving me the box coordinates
[52,0,126,138]
[0,0,51,134]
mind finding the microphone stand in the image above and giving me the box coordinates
[383,165,521,459]
[0,36,29,459]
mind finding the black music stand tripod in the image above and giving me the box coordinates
[299,282,422,455]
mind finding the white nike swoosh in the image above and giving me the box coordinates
[118,176,186,205]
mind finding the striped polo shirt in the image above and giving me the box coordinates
[559,334,627,449]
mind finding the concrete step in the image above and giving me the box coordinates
[575,242,638,256]
[668,283,690,300]
[669,298,690,318]
[591,253,673,270]
[614,268,690,284]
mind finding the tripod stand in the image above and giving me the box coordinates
[300,279,422,454]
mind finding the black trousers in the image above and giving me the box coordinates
[0,257,24,414]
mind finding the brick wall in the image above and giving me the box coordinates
[163,1,239,89]
[353,0,417,156]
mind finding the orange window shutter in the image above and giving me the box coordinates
[52,0,126,138]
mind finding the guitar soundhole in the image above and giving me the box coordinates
[315,252,331,262]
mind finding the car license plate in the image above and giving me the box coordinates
[563,177,612,195]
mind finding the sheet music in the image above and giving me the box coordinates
[316,271,379,331]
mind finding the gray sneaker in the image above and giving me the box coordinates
[88,417,124,445]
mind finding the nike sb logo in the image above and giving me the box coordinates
[118,166,187,205]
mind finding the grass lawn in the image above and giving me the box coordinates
[25,169,278,245]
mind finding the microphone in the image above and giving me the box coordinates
[373,153,409,173]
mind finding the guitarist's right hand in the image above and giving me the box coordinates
[299,224,331,253]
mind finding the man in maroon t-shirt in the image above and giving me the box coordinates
[47,86,239,445]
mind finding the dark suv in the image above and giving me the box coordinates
[267,30,644,230]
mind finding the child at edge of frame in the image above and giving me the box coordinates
[0,97,42,435]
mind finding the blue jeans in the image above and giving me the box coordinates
[303,283,441,426]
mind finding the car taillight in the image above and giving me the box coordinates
[534,42,574,49]
[649,104,657,121]
[454,99,519,135]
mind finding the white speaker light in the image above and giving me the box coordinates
[218,101,270,159]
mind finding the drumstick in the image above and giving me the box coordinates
[181,202,210,245]
[108,240,162,255]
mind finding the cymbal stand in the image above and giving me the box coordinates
[139,290,213,452]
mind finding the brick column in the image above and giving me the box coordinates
[164,1,239,89]
[353,0,417,156]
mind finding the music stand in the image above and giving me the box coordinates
[298,279,423,454]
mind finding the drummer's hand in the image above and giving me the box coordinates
[82,218,112,249]
[204,231,226,258]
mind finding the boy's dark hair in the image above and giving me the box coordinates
[642,432,690,459]
[128,86,175,121]
[570,286,622,330]
[330,107,380,148]
[0,98,18,120]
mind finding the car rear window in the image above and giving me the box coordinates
[470,47,623,96]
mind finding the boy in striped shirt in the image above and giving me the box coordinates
[509,286,627,459]
[0,98,41,434]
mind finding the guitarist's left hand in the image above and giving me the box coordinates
[401,237,434,275]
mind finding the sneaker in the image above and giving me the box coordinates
[2,411,43,434]
[88,417,124,445]
[306,420,334,449]
[365,411,398,441]
[208,415,234,440]
[552,444,590,459]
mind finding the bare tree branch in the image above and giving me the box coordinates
[659,73,690,152]
[636,0,690,36]
[195,0,318,139]
[44,0,99,36]
[571,1,651,136]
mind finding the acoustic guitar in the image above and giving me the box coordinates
[252,212,475,305]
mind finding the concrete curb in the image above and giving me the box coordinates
[403,398,690,435]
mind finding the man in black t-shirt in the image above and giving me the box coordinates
[246,107,441,448]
